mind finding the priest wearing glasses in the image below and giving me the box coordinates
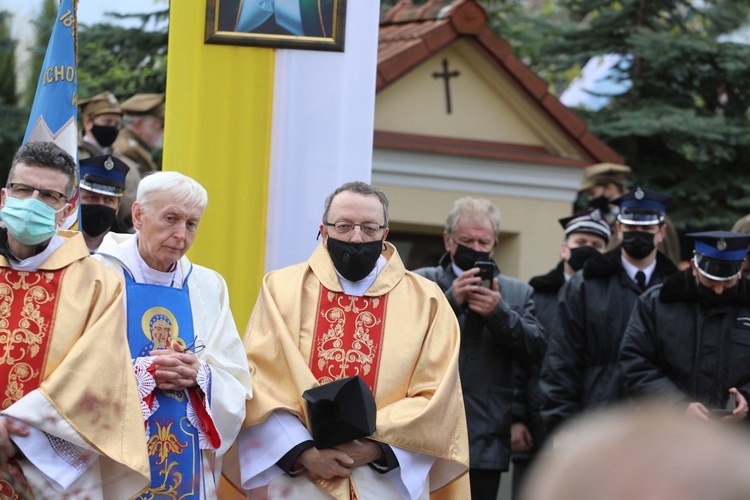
[0,141,149,497]
[237,181,469,499]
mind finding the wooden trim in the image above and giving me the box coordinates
[374,131,590,167]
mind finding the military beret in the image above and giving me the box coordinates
[121,93,165,119]
[78,91,122,117]
[579,163,632,192]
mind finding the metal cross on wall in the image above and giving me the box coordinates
[432,59,460,114]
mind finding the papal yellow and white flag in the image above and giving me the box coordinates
[165,0,381,329]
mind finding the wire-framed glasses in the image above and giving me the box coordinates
[324,222,386,236]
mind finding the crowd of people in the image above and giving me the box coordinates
[0,90,748,499]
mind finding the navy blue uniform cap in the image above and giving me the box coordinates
[613,187,671,225]
[688,231,750,281]
[79,155,129,197]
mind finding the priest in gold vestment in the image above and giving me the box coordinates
[0,142,149,498]
[237,181,469,499]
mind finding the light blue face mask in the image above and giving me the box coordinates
[1,197,64,246]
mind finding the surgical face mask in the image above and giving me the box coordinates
[1,197,63,246]
[452,243,491,272]
[91,124,120,148]
[326,237,382,282]
[621,230,656,260]
[567,245,601,272]
[697,281,739,307]
[81,204,116,237]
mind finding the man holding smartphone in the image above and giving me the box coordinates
[414,196,545,500]
[619,231,750,422]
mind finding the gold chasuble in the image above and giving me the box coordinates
[244,242,469,499]
[0,231,149,496]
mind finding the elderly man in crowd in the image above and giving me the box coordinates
[237,181,469,499]
[413,196,545,500]
[95,171,252,498]
[112,93,165,231]
[0,141,149,497]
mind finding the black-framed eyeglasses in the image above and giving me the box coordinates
[6,183,69,208]
[183,339,205,354]
[324,222,386,236]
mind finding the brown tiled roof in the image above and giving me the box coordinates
[377,0,623,165]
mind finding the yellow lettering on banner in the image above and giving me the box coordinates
[59,8,76,37]
[71,92,77,107]
[59,9,75,28]
[42,65,76,86]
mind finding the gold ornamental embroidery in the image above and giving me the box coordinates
[316,295,380,383]
[0,269,58,408]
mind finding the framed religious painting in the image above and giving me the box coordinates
[205,0,347,52]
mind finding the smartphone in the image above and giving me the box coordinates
[709,408,733,418]
[474,261,495,288]
[709,396,736,418]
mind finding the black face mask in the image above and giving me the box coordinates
[90,125,120,148]
[697,282,739,307]
[81,204,116,237]
[326,237,382,282]
[588,195,610,213]
[567,245,601,272]
[621,231,656,260]
[452,243,491,272]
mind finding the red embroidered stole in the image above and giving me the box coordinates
[0,268,63,498]
[310,286,387,393]
[0,268,63,409]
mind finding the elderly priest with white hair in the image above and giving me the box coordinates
[95,171,253,498]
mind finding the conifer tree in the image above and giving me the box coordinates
[77,9,168,100]
[546,0,750,231]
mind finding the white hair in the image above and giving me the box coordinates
[445,197,502,237]
[137,171,208,212]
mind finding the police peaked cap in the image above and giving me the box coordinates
[688,231,750,281]
[613,187,671,225]
[79,155,129,197]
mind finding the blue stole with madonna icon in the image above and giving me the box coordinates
[124,267,202,499]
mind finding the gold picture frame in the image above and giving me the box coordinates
[205,0,347,52]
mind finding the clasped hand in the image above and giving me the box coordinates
[297,439,383,480]
[150,341,201,391]
[451,267,501,316]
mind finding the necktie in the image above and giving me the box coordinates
[636,271,647,291]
